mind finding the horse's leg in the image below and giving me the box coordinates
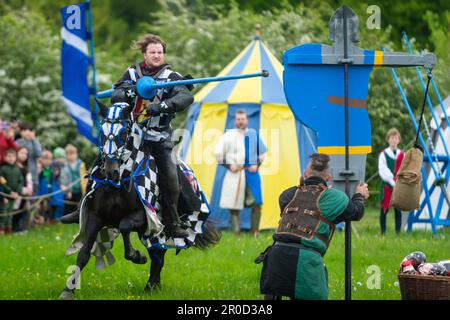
[144,248,167,292]
[59,214,103,300]
[119,210,147,264]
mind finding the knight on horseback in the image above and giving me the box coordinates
[62,34,192,239]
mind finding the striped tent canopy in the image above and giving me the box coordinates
[179,37,317,229]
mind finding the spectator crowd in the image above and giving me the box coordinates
[0,118,87,235]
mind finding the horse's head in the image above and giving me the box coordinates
[97,95,133,181]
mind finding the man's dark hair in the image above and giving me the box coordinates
[304,153,331,180]
[19,121,33,131]
[133,34,166,53]
[309,153,330,172]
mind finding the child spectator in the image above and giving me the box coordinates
[16,122,42,193]
[378,128,405,234]
[38,150,55,223]
[0,120,18,165]
[53,147,66,167]
[36,149,65,223]
[0,149,23,234]
[12,147,33,233]
[50,148,65,221]
[32,161,45,227]
[61,144,87,214]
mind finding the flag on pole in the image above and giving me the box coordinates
[60,2,96,143]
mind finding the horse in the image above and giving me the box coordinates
[59,101,220,300]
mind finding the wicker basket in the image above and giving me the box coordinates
[398,273,450,300]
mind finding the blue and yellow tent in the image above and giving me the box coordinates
[179,38,317,229]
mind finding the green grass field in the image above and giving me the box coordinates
[1,207,449,300]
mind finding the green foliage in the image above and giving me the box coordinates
[143,0,332,77]
[424,10,450,67]
[0,8,97,163]
[138,0,333,128]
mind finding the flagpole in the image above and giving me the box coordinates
[86,0,100,145]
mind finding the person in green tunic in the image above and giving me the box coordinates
[0,149,23,234]
[256,153,369,300]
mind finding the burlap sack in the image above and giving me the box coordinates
[391,147,423,211]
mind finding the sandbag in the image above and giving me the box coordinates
[391,147,423,211]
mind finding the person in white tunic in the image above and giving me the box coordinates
[215,110,267,236]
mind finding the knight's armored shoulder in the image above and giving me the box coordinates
[113,64,139,87]
[114,80,135,89]
[168,71,194,91]
[110,83,136,105]
[181,74,194,91]
[168,71,183,81]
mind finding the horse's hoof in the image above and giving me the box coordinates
[127,250,147,264]
[133,250,147,264]
[58,289,75,300]
[144,282,161,292]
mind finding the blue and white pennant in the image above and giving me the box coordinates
[60,2,96,143]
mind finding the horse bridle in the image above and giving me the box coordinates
[99,104,134,177]
[98,101,153,192]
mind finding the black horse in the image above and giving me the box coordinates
[59,102,220,299]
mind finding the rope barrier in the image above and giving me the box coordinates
[0,177,82,200]
[0,178,84,217]
[0,197,80,217]
[63,200,79,205]
[0,197,45,217]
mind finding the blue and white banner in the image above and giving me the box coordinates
[60,3,95,143]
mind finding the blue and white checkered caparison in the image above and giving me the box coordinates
[67,118,211,268]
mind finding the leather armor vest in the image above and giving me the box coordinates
[276,183,336,250]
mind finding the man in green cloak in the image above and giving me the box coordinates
[256,153,369,300]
